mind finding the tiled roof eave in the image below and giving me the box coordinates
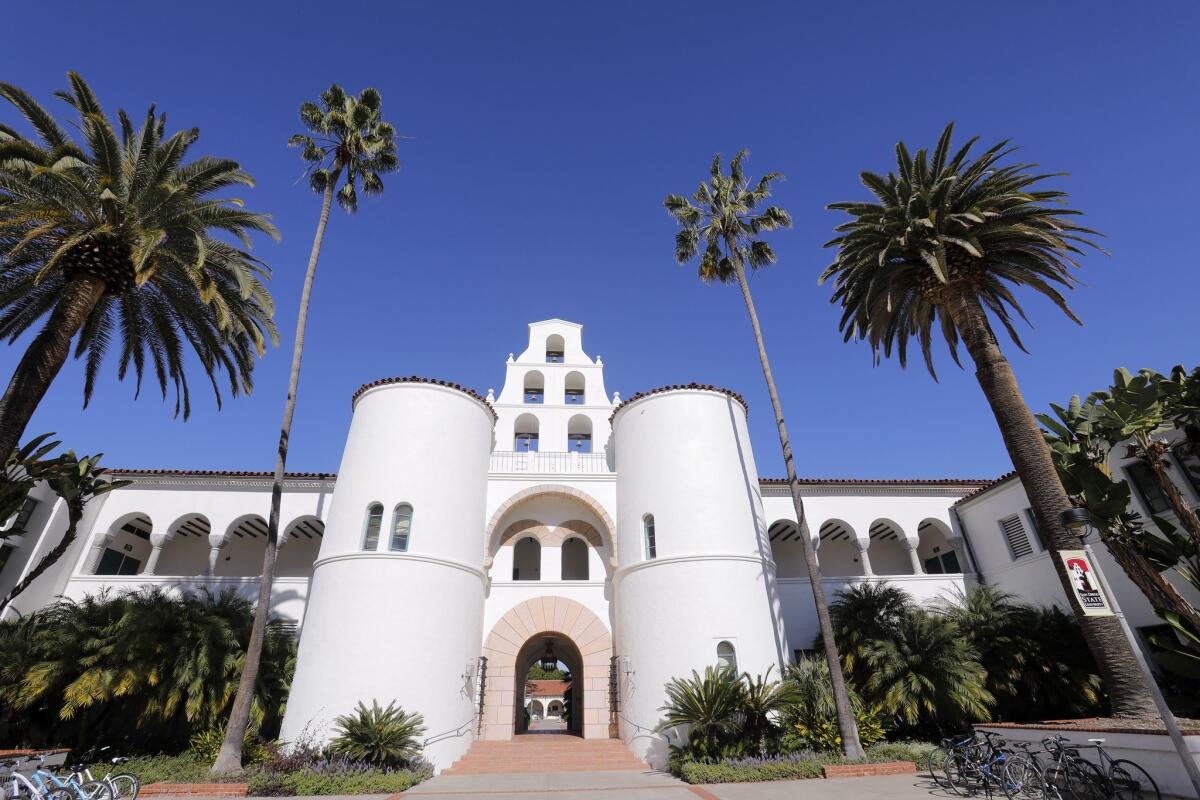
[351,375,497,421]
[609,383,748,423]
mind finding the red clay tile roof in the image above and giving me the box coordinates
[760,477,995,488]
[351,375,497,420]
[610,383,749,423]
[110,469,336,479]
[951,470,1019,505]
[526,680,571,697]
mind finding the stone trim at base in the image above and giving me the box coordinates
[822,760,916,778]
[139,784,248,797]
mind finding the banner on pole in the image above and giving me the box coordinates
[1059,550,1113,616]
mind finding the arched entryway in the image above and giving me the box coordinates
[480,596,614,741]
[515,634,582,736]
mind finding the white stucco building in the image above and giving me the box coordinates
[2,319,1192,772]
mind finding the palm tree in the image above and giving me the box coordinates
[665,151,865,758]
[820,123,1153,717]
[823,581,911,688]
[657,665,746,762]
[0,588,295,752]
[863,609,993,733]
[739,667,798,756]
[213,84,398,775]
[0,73,278,459]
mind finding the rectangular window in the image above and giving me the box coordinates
[1172,444,1200,498]
[95,548,141,576]
[644,516,657,559]
[0,543,14,574]
[1125,462,1171,515]
[999,514,1034,561]
[923,551,961,574]
[9,497,38,532]
[1023,508,1047,550]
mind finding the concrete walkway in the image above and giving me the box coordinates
[141,772,948,800]
[394,770,946,799]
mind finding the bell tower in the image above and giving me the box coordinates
[491,320,614,459]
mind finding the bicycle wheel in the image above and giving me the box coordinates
[1046,759,1106,800]
[1001,754,1046,800]
[78,780,113,800]
[1108,759,1160,800]
[106,774,139,800]
[928,747,951,787]
[945,751,983,797]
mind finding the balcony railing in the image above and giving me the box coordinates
[490,450,612,474]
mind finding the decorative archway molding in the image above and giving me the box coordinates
[484,484,617,564]
[480,596,615,741]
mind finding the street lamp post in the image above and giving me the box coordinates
[1058,507,1200,798]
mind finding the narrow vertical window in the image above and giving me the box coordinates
[716,641,737,672]
[362,503,383,550]
[390,503,413,552]
[643,514,656,559]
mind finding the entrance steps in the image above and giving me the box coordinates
[441,734,647,775]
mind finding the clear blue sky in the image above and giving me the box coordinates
[3,2,1197,479]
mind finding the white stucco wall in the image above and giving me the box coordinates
[611,387,788,768]
[280,381,493,771]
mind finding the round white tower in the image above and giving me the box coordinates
[280,377,494,771]
[611,384,789,766]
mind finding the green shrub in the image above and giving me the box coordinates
[92,753,223,785]
[863,740,936,764]
[328,700,426,768]
[188,728,267,765]
[675,742,933,784]
[780,656,885,753]
[247,766,428,796]
[679,754,827,783]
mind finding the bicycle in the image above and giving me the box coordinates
[9,755,112,800]
[1042,735,1160,800]
[3,757,71,800]
[65,749,138,800]
[944,730,1027,798]
[929,734,977,789]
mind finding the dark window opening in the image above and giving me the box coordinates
[96,547,141,576]
[924,551,960,574]
[1126,462,1172,515]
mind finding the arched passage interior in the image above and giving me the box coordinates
[480,596,614,741]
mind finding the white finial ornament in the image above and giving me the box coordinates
[486,388,495,403]
[612,391,620,403]
[596,355,603,365]
[507,353,514,363]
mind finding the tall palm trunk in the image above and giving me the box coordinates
[1137,439,1200,549]
[0,274,106,460]
[213,166,341,775]
[730,254,865,759]
[944,289,1154,718]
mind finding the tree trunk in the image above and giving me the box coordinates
[0,510,82,612]
[730,255,865,759]
[1097,527,1200,634]
[212,167,341,776]
[944,289,1155,718]
[0,274,106,461]
[1139,439,1200,551]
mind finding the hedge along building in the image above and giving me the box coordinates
[10,318,1176,772]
